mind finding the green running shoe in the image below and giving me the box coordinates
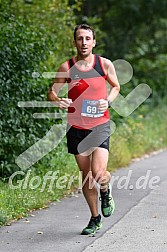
[81,215,102,235]
[100,183,115,217]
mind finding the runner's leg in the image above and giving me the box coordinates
[91,147,111,191]
[75,154,99,217]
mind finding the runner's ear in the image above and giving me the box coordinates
[93,40,96,48]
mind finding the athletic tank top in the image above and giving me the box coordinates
[67,54,110,129]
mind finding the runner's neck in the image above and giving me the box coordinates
[74,54,95,70]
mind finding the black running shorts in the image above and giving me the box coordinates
[66,121,111,155]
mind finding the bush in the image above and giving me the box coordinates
[0,15,51,177]
[0,0,81,178]
[108,104,167,170]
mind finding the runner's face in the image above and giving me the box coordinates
[74,29,96,57]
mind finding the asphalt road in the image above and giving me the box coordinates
[0,150,167,252]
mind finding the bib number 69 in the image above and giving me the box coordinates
[87,106,97,114]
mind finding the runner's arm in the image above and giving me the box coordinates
[47,62,68,101]
[47,62,72,109]
[97,58,120,112]
[103,58,120,103]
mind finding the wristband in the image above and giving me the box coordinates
[106,99,112,108]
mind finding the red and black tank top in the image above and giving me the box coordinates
[67,54,110,129]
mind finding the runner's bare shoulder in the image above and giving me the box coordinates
[58,61,69,72]
[100,56,114,74]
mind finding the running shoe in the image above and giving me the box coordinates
[100,183,115,217]
[81,215,102,235]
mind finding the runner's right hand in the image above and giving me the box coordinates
[59,98,72,109]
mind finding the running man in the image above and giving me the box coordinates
[48,24,120,235]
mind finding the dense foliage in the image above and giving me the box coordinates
[78,0,167,102]
[0,0,80,177]
[0,0,166,178]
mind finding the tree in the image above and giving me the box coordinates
[78,0,167,101]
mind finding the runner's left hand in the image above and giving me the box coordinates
[97,99,108,113]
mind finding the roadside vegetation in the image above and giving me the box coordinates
[0,0,166,226]
[1,103,166,226]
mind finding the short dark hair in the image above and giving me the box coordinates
[74,24,96,40]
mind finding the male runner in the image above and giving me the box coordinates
[48,24,120,235]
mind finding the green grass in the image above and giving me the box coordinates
[0,142,78,226]
[108,104,167,170]
[0,104,167,226]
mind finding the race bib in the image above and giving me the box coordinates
[81,100,104,118]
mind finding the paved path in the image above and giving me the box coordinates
[0,150,167,252]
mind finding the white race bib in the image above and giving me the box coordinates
[81,100,104,118]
